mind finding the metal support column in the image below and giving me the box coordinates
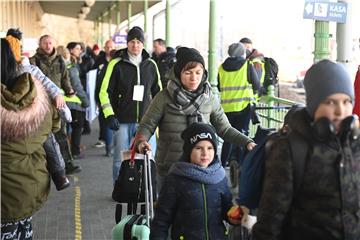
[127,1,132,30]
[337,0,352,71]
[144,0,148,49]
[116,1,121,27]
[99,16,104,47]
[208,0,218,93]
[165,0,170,46]
[94,19,98,44]
[313,20,330,62]
[108,8,112,39]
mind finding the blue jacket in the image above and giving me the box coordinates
[150,156,233,240]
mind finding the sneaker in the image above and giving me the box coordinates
[66,164,82,175]
[53,175,70,191]
[94,140,105,148]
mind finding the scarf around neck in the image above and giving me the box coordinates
[169,156,225,184]
[128,52,142,67]
[167,79,211,124]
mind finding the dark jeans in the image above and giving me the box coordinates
[1,216,32,240]
[43,133,66,177]
[98,109,113,147]
[70,110,85,156]
[221,104,251,167]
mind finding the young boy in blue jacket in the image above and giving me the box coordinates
[150,122,240,240]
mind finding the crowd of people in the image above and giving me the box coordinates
[1,25,359,240]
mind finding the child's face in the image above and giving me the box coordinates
[190,140,215,168]
[314,93,353,132]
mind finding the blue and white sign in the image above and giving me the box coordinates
[303,0,347,23]
[113,33,127,45]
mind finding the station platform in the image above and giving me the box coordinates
[31,121,237,239]
[32,122,116,240]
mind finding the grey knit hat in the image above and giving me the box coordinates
[228,42,245,58]
[304,59,354,117]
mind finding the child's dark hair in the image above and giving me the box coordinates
[1,38,18,89]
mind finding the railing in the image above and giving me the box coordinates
[248,85,300,138]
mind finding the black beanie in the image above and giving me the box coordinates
[66,42,79,51]
[174,47,205,79]
[304,59,354,117]
[239,37,252,44]
[127,26,145,43]
[181,122,218,161]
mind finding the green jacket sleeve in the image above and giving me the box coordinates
[210,94,252,147]
[136,91,166,140]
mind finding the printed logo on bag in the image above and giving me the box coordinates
[190,132,212,144]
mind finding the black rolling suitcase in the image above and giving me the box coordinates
[112,150,155,240]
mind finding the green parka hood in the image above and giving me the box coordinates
[1,73,50,141]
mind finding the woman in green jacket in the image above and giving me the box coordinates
[1,38,57,239]
[134,47,256,191]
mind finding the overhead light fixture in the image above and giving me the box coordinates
[85,0,95,7]
[81,6,91,15]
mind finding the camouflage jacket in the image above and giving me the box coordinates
[30,48,73,94]
[252,109,360,240]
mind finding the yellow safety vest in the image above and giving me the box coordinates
[61,90,82,104]
[218,61,256,113]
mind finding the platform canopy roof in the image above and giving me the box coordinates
[39,1,161,22]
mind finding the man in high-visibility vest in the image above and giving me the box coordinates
[218,42,260,167]
[99,26,161,183]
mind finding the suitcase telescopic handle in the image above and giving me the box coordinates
[144,150,154,227]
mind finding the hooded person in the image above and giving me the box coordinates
[5,29,73,189]
[1,37,59,239]
[134,46,255,192]
[252,59,360,240]
[150,122,239,240]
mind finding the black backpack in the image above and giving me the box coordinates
[263,57,279,90]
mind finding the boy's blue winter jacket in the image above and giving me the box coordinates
[150,156,233,240]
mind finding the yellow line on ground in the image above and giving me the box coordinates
[74,186,82,240]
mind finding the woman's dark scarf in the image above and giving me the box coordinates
[166,79,212,124]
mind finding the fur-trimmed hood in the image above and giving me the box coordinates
[1,73,50,141]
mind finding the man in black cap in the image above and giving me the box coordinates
[240,37,265,82]
[99,26,162,184]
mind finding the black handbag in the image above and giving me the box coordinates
[112,150,156,203]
